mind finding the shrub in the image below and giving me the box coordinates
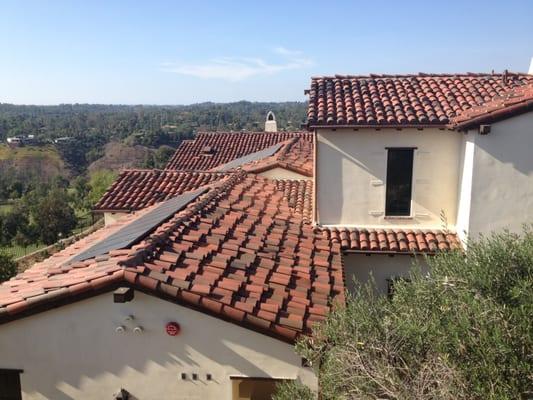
[0,251,17,282]
[276,228,533,399]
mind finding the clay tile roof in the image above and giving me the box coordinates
[1,173,343,342]
[451,83,533,130]
[322,227,461,253]
[165,131,312,171]
[241,136,314,177]
[306,72,533,128]
[94,170,228,212]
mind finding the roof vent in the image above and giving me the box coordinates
[201,145,215,155]
[529,57,533,75]
[265,111,277,132]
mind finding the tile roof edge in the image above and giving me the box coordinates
[451,84,533,130]
[309,72,530,80]
[0,275,302,344]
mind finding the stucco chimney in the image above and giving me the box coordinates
[529,57,533,74]
[265,111,277,132]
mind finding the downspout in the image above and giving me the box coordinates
[313,128,319,225]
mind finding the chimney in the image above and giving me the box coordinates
[529,57,533,75]
[265,111,277,132]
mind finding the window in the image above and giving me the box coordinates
[0,369,22,400]
[385,148,414,216]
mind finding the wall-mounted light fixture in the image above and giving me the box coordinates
[114,287,134,303]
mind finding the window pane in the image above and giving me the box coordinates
[385,149,414,216]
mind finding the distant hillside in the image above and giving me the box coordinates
[0,101,307,175]
[88,142,153,172]
[0,144,68,182]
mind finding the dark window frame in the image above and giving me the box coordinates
[0,368,23,400]
[385,147,416,217]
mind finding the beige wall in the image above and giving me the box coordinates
[344,253,429,294]
[464,112,533,239]
[257,167,310,181]
[104,212,127,226]
[316,128,462,229]
[0,292,316,400]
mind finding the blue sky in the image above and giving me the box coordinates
[1,0,532,105]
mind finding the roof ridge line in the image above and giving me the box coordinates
[310,72,529,80]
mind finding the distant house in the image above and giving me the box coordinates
[53,136,73,144]
[6,135,37,147]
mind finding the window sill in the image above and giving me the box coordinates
[384,216,414,220]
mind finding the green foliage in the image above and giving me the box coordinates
[278,229,533,400]
[0,250,17,282]
[141,145,176,169]
[273,380,314,400]
[32,188,78,244]
[0,101,306,151]
[86,169,117,208]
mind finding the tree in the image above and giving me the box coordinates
[0,251,17,282]
[86,169,117,208]
[33,188,77,244]
[276,229,533,400]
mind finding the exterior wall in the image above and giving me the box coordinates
[257,167,310,180]
[344,253,429,294]
[466,112,533,238]
[0,292,316,400]
[316,128,462,228]
[104,211,127,226]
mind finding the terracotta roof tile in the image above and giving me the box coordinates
[94,170,226,212]
[322,227,461,253]
[0,173,344,343]
[240,136,313,177]
[306,73,533,127]
[165,131,311,171]
[452,83,533,129]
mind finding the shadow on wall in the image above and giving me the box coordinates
[1,293,301,400]
[474,113,533,176]
[467,113,533,236]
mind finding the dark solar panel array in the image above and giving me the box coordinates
[65,187,208,264]
[216,143,283,172]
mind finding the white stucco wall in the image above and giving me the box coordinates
[344,253,429,294]
[316,128,462,228]
[0,292,315,400]
[465,112,533,238]
[104,212,128,226]
[257,167,310,181]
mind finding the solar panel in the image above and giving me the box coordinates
[216,142,283,172]
[66,187,208,264]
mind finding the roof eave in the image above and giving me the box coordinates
[308,123,450,130]
[453,100,533,131]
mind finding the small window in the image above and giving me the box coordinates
[0,369,22,400]
[385,148,414,216]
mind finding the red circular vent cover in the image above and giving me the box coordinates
[165,322,181,336]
